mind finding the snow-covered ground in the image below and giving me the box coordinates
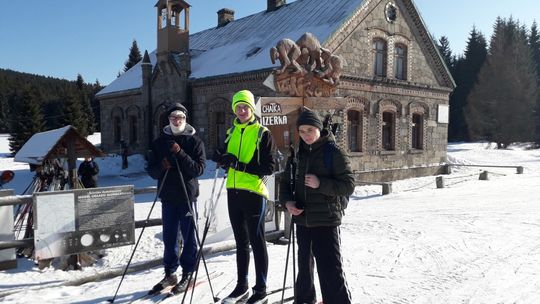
[0,134,539,303]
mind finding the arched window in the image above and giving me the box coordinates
[129,116,138,144]
[382,111,395,150]
[373,39,387,77]
[216,112,227,146]
[347,110,362,152]
[412,113,424,149]
[113,117,122,143]
[395,44,407,80]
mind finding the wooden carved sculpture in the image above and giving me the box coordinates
[318,48,344,85]
[296,32,322,72]
[269,32,344,97]
[270,38,303,74]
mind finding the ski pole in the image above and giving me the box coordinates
[173,158,218,303]
[280,216,294,303]
[188,174,227,303]
[107,168,170,303]
[183,169,227,304]
[205,166,220,218]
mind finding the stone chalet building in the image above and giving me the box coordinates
[96,0,455,182]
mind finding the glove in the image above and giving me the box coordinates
[161,158,172,170]
[219,153,238,169]
[168,141,181,154]
[212,148,225,163]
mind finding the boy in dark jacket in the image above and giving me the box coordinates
[147,103,206,295]
[280,107,354,304]
[78,157,99,188]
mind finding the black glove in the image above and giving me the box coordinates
[212,148,225,163]
[220,153,238,169]
[168,140,181,154]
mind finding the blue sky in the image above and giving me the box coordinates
[0,0,537,85]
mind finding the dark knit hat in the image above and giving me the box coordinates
[296,107,323,130]
[168,103,188,117]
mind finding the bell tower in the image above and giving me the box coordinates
[155,0,190,56]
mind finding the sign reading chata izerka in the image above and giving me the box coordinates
[33,186,135,260]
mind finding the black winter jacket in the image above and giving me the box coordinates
[78,160,99,188]
[279,131,354,227]
[147,124,206,203]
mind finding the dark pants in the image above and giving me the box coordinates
[161,199,198,275]
[227,190,268,292]
[295,225,351,304]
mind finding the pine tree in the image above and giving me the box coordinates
[448,27,487,141]
[437,36,455,72]
[92,79,102,131]
[529,21,540,145]
[8,86,45,154]
[124,39,142,72]
[61,91,88,137]
[466,18,539,148]
[76,74,95,135]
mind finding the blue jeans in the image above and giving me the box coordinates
[161,199,198,275]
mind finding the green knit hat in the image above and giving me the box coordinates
[232,90,256,113]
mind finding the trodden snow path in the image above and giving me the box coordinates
[1,141,540,303]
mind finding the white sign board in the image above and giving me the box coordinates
[0,189,16,270]
[437,104,449,124]
[34,186,135,260]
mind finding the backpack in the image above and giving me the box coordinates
[322,142,349,211]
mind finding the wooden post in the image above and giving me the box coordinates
[382,182,392,195]
[436,176,444,188]
[517,166,523,174]
[479,171,489,180]
[443,164,452,175]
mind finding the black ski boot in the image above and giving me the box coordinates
[221,283,249,303]
[170,272,193,295]
[246,288,267,304]
[149,273,177,294]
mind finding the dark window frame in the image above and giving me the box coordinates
[382,111,396,151]
[373,39,388,77]
[347,110,363,152]
[394,44,408,80]
[411,113,424,150]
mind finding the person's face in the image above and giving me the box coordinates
[85,157,92,162]
[298,125,321,145]
[169,113,186,127]
[235,104,252,123]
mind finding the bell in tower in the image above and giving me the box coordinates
[156,0,190,55]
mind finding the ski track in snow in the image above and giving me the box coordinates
[1,140,540,303]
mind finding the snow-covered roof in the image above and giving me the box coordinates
[14,126,103,165]
[97,0,365,97]
[14,126,72,165]
[97,52,157,96]
[189,0,365,78]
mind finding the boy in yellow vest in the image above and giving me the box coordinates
[214,90,276,304]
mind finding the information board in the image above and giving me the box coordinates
[33,186,135,260]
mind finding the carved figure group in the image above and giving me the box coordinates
[269,32,343,87]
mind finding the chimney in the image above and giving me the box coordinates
[267,0,286,12]
[217,8,235,27]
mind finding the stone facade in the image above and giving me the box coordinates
[97,0,454,182]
